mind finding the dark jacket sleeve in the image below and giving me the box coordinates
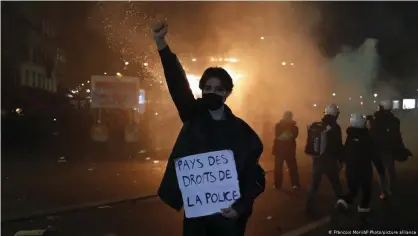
[158,46,196,123]
[372,155,386,177]
[274,123,282,137]
[293,125,299,140]
[369,136,385,177]
[232,128,265,216]
[341,136,349,163]
[326,124,344,160]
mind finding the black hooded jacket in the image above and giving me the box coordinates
[321,115,344,160]
[272,120,298,157]
[157,46,265,217]
[343,127,380,177]
[370,110,402,154]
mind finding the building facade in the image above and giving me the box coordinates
[2,2,66,94]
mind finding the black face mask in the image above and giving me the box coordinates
[202,93,224,110]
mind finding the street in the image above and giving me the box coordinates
[1,145,276,221]
[3,163,418,236]
[298,170,418,236]
[2,167,337,236]
[2,141,417,235]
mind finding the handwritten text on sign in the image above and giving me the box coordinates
[175,150,241,218]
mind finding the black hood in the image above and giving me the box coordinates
[279,119,296,126]
[322,115,338,126]
[346,127,369,138]
[374,110,394,119]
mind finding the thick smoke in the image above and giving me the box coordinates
[89,2,414,160]
[327,38,404,123]
[327,39,380,116]
[194,3,334,154]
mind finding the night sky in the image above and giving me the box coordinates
[316,2,418,79]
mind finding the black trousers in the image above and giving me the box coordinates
[342,173,372,209]
[183,214,249,236]
[307,157,343,206]
[274,155,300,188]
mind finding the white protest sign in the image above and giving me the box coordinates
[175,150,241,218]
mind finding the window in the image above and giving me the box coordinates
[45,79,50,91]
[42,20,47,36]
[32,72,36,86]
[38,73,42,89]
[25,70,30,85]
[33,48,37,64]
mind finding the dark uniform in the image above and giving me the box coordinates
[338,127,382,211]
[157,46,265,236]
[306,115,344,211]
[370,110,402,193]
[366,114,387,198]
[272,119,300,188]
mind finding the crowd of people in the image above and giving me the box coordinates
[274,101,410,218]
[151,22,412,236]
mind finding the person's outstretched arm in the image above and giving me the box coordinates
[153,22,196,123]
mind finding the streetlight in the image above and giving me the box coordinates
[87,81,90,83]
[192,58,197,62]
[374,93,378,98]
[360,96,363,99]
[332,93,336,97]
[290,62,295,66]
[125,61,129,66]
[282,61,286,66]
[81,83,84,86]
[86,89,91,93]
[116,72,122,77]
[143,63,148,67]
[104,72,107,75]
[260,36,264,40]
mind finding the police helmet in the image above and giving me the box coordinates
[350,113,366,128]
[379,100,392,111]
[324,104,340,116]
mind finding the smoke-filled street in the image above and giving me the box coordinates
[2,2,418,236]
[3,160,418,236]
[1,148,273,221]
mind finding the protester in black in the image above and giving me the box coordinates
[366,114,388,200]
[306,104,344,214]
[153,22,265,236]
[272,111,300,190]
[337,114,382,215]
[370,100,402,196]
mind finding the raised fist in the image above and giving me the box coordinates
[152,21,168,39]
